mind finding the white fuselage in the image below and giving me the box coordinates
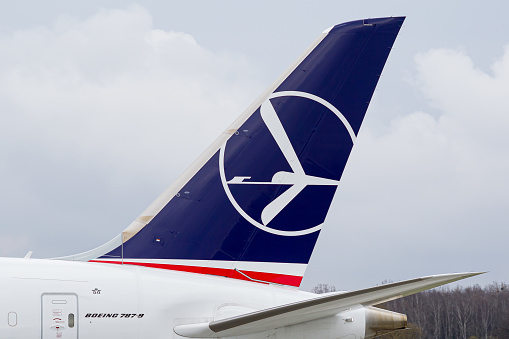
[0,257,327,339]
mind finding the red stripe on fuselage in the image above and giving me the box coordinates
[89,260,302,287]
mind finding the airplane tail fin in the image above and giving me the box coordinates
[57,17,405,287]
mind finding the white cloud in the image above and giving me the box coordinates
[0,5,262,179]
[304,46,509,290]
[0,5,264,257]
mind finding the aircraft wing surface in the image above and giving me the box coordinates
[174,272,482,338]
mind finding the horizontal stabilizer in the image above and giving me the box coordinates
[174,272,482,338]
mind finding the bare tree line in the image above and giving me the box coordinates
[311,282,509,339]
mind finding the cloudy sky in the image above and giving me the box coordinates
[0,1,508,291]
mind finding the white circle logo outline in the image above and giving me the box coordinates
[218,91,356,237]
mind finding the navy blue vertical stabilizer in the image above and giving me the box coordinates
[100,17,405,283]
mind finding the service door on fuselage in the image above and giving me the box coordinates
[42,293,78,339]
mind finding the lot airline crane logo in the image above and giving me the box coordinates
[219,91,356,236]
